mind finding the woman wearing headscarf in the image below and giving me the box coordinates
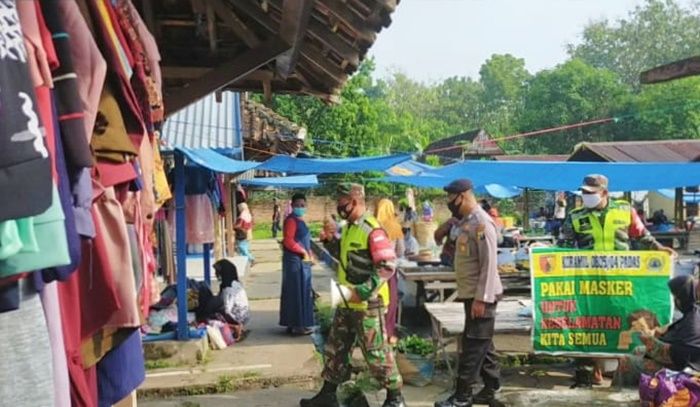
[615,275,700,386]
[279,193,315,335]
[374,199,404,340]
[235,203,255,263]
[213,259,250,339]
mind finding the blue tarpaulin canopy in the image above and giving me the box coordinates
[432,160,700,191]
[240,175,318,189]
[385,160,436,176]
[176,147,259,173]
[377,175,523,198]
[257,154,412,174]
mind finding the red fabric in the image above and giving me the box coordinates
[283,217,306,255]
[368,228,396,265]
[235,218,252,231]
[80,210,122,339]
[34,1,59,70]
[59,270,96,407]
[629,208,649,239]
[0,273,30,288]
[96,161,138,188]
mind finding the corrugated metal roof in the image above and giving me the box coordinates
[569,140,700,162]
[161,92,242,151]
[493,154,569,162]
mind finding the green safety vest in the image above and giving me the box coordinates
[570,200,632,251]
[339,215,390,310]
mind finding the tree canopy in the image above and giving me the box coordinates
[259,0,700,162]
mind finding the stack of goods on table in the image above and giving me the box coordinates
[0,1,171,405]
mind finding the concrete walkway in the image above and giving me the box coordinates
[140,239,641,406]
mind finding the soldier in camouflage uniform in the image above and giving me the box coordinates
[301,183,404,407]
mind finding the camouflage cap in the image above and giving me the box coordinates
[337,182,365,199]
[580,174,609,193]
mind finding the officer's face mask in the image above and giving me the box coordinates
[581,193,602,209]
[447,195,463,217]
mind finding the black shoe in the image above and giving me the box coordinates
[434,394,473,407]
[300,381,339,407]
[473,385,500,405]
[383,390,406,407]
[570,368,593,389]
[300,391,338,407]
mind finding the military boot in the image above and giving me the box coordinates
[300,381,339,407]
[382,389,406,407]
[472,382,501,405]
[434,381,472,407]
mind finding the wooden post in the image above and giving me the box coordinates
[523,188,530,230]
[224,175,236,256]
[675,187,684,227]
[174,151,189,341]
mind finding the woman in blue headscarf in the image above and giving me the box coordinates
[279,193,315,335]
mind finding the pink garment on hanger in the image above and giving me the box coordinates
[17,0,53,88]
[57,0,107,141]
[40,282,71,407]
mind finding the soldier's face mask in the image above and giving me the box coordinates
[581,192,602,209]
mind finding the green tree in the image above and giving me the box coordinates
[517,59,630,154]
[618,76,700,140]
[479,54,531,108]
[568,0,700,86]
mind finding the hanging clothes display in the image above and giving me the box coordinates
[0,0,172,405]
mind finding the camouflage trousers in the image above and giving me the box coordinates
[322,306,403,390]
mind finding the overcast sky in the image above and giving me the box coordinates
[369,0,693,82]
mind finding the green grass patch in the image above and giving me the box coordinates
[145,359,184,370]
[215,375,237,393]
[252,221,322,240]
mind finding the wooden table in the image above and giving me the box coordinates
[425,297,532,378]
[399,266,457,305]
[652,231,689,250]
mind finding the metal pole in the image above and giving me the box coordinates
[175,151,188,341]
[203,243,212,287]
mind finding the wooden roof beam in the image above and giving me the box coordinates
[316,0,377,41]
[276,0,314,79]
[232,0,348,82]
[208,0,261,48]
[640,56,700,84]
[164,37,290,115]
[266,0,360,67]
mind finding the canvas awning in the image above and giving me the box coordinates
[432,160,700,191]
[176,147,259,173]
[257,154,412,174]
[377,174,522,199]
[240,175,318,189]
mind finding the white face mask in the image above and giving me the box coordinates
[582,193,602,209]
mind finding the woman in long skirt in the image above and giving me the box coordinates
[375,198,404,342]
[279,193,315,335]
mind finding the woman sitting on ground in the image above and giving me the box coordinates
[213,259,250,340]
[615,275,700,386]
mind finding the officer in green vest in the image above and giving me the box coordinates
[300,183,404,407]
[558,174,676,386]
